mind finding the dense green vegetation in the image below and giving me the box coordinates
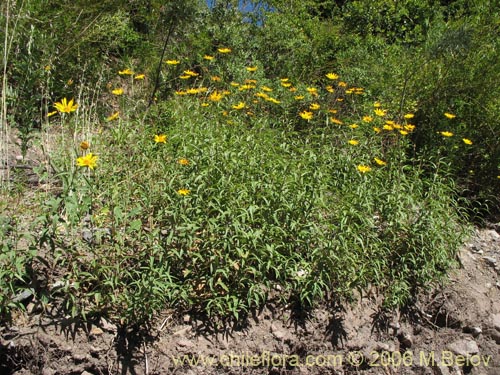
[1,0,498,325]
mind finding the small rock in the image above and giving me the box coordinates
[42,369,56,375]
[183,314,191,324]
[82,229,93,244]
[81,371,94,375]
[489,330,500,344]
[486,229,500,240]
[491,314,500,331]
[485,283,492,289]
[483,256,497,266]
[90,327,104,336]
[272,330,286,340]
[447,339,479,356]
[15,155,23,161]
[72,353,87,362]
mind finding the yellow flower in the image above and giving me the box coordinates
[154,134,167,143]
[106,112,119,121]
[462,138,473,145]
[67,79,73,86]
[246,66,258,72]
[47,111,58,117]
[76,153,98,170]
[175,90,187,96]
[166,59,180,65]
[326,85,334,93]
[184,70,199,77]
[374,157,387,166]
[177,189,190,196]
[357,165,371,173]
[178,158,190,165]
[306,87,318,95]
[362,116,373,123]
[374,108,387,117]
[440,131,454,137]
[348,139,359,146]
[80,141,90,150]
[309,103,321,110]
[203,55,214,61]
[328,109,337,114]
[330,118,343,125]
[326,72,339,80]
[338,81,347,87]
[134,74,145,80]
[232,102,246,110]
[383,124,394,131]
[404,113,414,119]
[281,82,292,88]
[187,88,200,95]
[399,130,409,135]
[211,76,222,82]
[404,124,415,132]
[373,101,381,108]
[112,88,124,95]
[280,78,289,82]
[266,97,281,104]
[261,86,273,92]
[373,127,381,133]
[217,47,231,53]
[294,95,304,100]
[201,103,209,107]
[118,68,134,75]
[299,111,313,120]
[349,124,359,129]
[444,112,456,119]
[209,91,224,102]
[179,75,191,79]
[54,98,78,113]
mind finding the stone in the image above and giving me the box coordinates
[177,338,195,348]
[447,339,479,356]
[491,314,500,331]
[90,327,104,336]
[482,256,497,266]
[100,318,117,333]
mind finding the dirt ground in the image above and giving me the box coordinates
[0,226,499,375]
[1,133,500,375]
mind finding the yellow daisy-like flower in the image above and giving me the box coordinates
[280,78,289,82]
[299,111,313,120]
[404,124,415,132]
[261,86,273,92]
[134,74,145,80]
[217,47,231,53]
[178,158,190,165]
[175,90,187,96]
[211,76,222,82]
[232,102,246,110]
[338,81,347,87]
[281,82,292,88]
[404,113,414,119]
[203,55,214,61]
[209,91,224,102]
[166,59,180,65]
[373,101,381,108]
[76,153,98,170]
[330,118,343,125]
[80,141,90,150]
[306,87,318,95]
[177,189,190,196]
[112,88,124,96]
[326,72,339,80]
[373,127,382,133]
[118,68,134,75]
[462,138,473,145]
[374,157,387,166]
[357,165,371,173]
[374,108,387,117]
[440,131,454,137]
[362,116,373,123]
[294,95,304,100]
[47,111,58,117]
[154,134,167,143]
[309,103,321,110]
[444,112,456,119]
[246,66,258,72]
[201,103,209,107]
[326,85,335,93]
[179,75,191,79]
[349,124,359,129]
[184,70,199,77]
[383,124,394,131]
[266,97,281,104]
[106,112,119,121]
[54,98,78,113]
[348,139,359,146]
[400,130,409,135]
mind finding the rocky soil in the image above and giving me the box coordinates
[1,227,500,375]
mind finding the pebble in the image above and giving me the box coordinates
[491,314,500,331]
[483,256,497,266]
[447,338,479,356]
[177,338,195,348]
[485,229,500,240]
[398,331,413,347]
[90,327,104,336]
